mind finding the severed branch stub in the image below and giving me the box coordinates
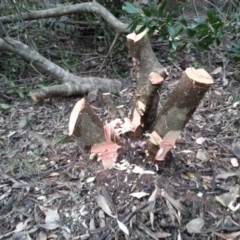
[148,67,214,159]
[69,98,105,151]
[69,98,122,169]
[127,30,167,134]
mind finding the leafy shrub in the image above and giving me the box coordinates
[122,0,240,61]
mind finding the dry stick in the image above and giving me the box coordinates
[99,32,120,71]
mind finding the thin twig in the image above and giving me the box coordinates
[99,32,120,71]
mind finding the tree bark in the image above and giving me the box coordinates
[0,2,128,33]
[0,37,121,101]
[152,67,213,137]
[69,98,105,151]
[147,67,214,158]
[127,31,166,133]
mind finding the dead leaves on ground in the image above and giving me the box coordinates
[96,185,173,239]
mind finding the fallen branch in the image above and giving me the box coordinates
[0,2,128,33]
[0,37,121,101]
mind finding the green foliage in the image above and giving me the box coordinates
[229,43,240,62]
[122,1,240,61]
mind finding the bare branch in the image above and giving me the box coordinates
[0,2,128,33]
[0,37,121,101]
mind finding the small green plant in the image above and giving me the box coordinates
[122,0,240,61]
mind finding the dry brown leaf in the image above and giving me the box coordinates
[155,232,171,238]
[44,208,60,223]
[89,218,96,230]
[166,199,180,224]
[15,218,32,233]
[216,172,239,179]
[186,218,204,233]
[117,220,129,236]
[215,186,240,211]
[211,66,222,75]
[97,194,116,218]
[131,165,155,175]
[130,192,149,199]
[212,231,240,239]
[131,108,141,130]
[99,210,105,228]
[62,227,72,240]
[196,137,207,145]
[36,231,47,240]
[37,223,60,230]
[196,149,208,161]
[161,189,191,216]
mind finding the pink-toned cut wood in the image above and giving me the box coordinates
[68,98,105,150]
[127,31,167,133]
[148,67,214,160]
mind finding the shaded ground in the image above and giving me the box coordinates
[1,54,240,239]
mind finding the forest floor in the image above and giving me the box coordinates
[1,7,240,240]
[1,48,240,239]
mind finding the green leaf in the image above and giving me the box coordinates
[195,27,210,38]
[178,42,188,51]
[211,21,224,31]
[216,37,221,46]
[180,17,187,27]
[122,2,142,14]
[206,9,219,24]
[137,25,147,34]
[157,0,167,17]
[142,8,151,17]
[168,26,175,37]
[171,41,177,51]
[186,28,196,37]
[17,90,24,98]
[0,103,11,110]
[174,25,183,36]
[147,0,158,16]
[166,13,173,24]
[127,18,140,32]
[193,18,207,25]
[148,27,156,37]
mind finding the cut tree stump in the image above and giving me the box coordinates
[147,67,214,158]
[127,30,167,134]
[69,98,105,151]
